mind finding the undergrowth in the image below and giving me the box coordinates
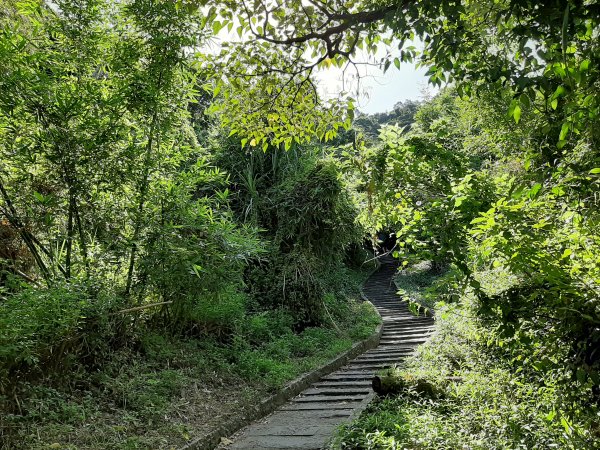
[333,267,600,450]
[394,260,441,316]
[0,265,379,449]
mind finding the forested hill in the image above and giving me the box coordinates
[355,100,421,140]
[1,0,599,449]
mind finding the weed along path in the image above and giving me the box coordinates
[216,256,435,450]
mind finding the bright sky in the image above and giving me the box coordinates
[316,62,434,114]
[315,41,437,114]
[210,23,437,115]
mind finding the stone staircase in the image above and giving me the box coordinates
[221,257,435,450]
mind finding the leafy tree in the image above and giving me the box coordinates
[211,135,362,326]
[219,1,598,123]
[352,91,496,267]
[355,100,421,142]
[0,0,262,379]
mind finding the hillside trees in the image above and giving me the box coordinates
[356,81,599,395]
[215,0,599,394]
[0,0,375,395]
[0,0,265,381]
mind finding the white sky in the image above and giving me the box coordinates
[314,41,438,114]
[316,62,434,114]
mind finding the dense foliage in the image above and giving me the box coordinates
[212,140,362,325]
[336,83,599,446]
[1,0,599,448]
[0,1,379,447]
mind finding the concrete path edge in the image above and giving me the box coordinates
[180,303,384,450]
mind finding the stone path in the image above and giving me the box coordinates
[221,257,435,450]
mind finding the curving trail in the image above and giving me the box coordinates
[222,256,435,450]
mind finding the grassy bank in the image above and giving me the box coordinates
[1,265,380,450]
[333,267,600,450]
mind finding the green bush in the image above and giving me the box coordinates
[213,138,364,327]
[0,283,122,382]
[274,158,360,259]
[238,310,295,346]
[334,280,599,450]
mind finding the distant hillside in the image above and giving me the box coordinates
[354,100,420,140]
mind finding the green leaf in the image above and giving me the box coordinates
[589,168,600,174]
[33,191,45,203]
[559,122,569,141]
[470,217,487,224]
[561,416,571,434]
[551,85,566,100]
[580,59,591,72]
[513,105,521,124]
[469,279,481,289]
[454,196,466,207]
[527,183,542,199]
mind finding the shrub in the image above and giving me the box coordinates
[334,272,599,450]
[0,282,122,385]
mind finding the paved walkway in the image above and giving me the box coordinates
[221,257,435,450]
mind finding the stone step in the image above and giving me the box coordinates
[311,380,371,388]
[381,327,433,334]
[302,387,371,396]
[358,348,413,356]
[281,402,359,411]
[293,395,365,403]
[358,348,414,356]
[347,362,400,370]
[382,329,431,334]
[328,370,377,377]
[381,332,429,338]
[354,355,409,363]
[379,339,428,346]
[382,318,433,323]
[321,372,374,380]
[380,336,428,342]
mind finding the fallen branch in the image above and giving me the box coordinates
[113,301,173,315]
[14,268,41,287]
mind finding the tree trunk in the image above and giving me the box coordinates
[125,109,159,296]
[65,191,75,279]
[0,179,51,282]
[74,200,89,274]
